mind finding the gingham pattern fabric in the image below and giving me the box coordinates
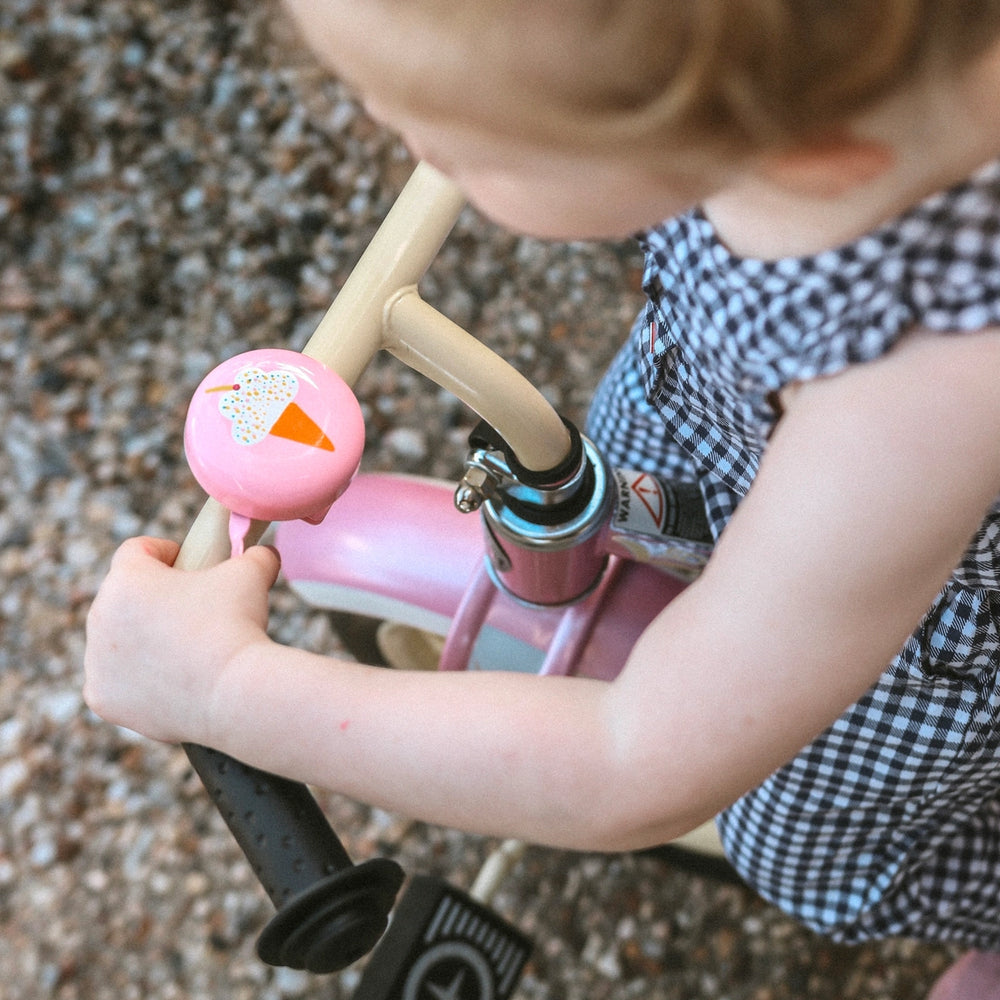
[585,159,1000,947]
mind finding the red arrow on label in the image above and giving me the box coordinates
[631,472,665,530]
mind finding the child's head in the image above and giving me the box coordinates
[285,0,1000,237]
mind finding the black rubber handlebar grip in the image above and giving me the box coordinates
[184,742,404,974]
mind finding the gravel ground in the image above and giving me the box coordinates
[0,2,964,998]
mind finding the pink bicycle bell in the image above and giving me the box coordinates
[184,349,364,548]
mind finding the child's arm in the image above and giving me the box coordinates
[84,328,1000,851]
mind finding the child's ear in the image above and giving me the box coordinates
[758,134,896,198]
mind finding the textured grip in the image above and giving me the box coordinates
[183,742,404,973]
[183,743,351,905]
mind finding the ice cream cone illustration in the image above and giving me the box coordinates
[267,400,334,450]
[186,349,365,525]
[209,365,335,451]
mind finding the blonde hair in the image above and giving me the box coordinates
[620,0,1000,151]
[361,0,1000,156]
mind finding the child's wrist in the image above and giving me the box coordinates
[202,634,277,753]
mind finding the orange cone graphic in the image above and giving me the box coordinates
[268,402,335,451]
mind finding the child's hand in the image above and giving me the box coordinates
[83,536,281,745]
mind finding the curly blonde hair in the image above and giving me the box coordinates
[331,0,1000,156]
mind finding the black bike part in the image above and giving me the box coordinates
[353,875,532,1000]
[468,417,598,526]
[501,457,596,526]
[468,416,583,491]
[184,743,404,973]
[257,859,405,973]
[649,476,714,544]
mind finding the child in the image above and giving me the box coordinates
[84,2,1000,996]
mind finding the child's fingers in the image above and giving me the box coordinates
[110,535,182,569]
[239,544,282,589]
[105,537,278,596]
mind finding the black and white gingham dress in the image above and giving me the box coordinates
[586,160,1000,948]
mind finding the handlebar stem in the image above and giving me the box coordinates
[384,288,571,472]
[479,437,613,606]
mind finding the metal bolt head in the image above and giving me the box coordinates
[454,465,492,512]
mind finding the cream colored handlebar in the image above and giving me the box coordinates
[384,288,571,471]
[176,160,571,569]
[300,162,467,384]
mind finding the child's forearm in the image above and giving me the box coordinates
[81,539,727,850]
[206,638,704,851]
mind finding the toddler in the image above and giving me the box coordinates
[84,3,1000,996]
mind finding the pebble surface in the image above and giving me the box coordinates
[0,2,959,998]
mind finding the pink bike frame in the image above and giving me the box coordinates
[276,471,691,681]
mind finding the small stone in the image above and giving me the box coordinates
[384,426,427,460]
[0,759,29,797]
[84,869,110,893]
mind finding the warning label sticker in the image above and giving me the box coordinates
[613,468,667,535]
